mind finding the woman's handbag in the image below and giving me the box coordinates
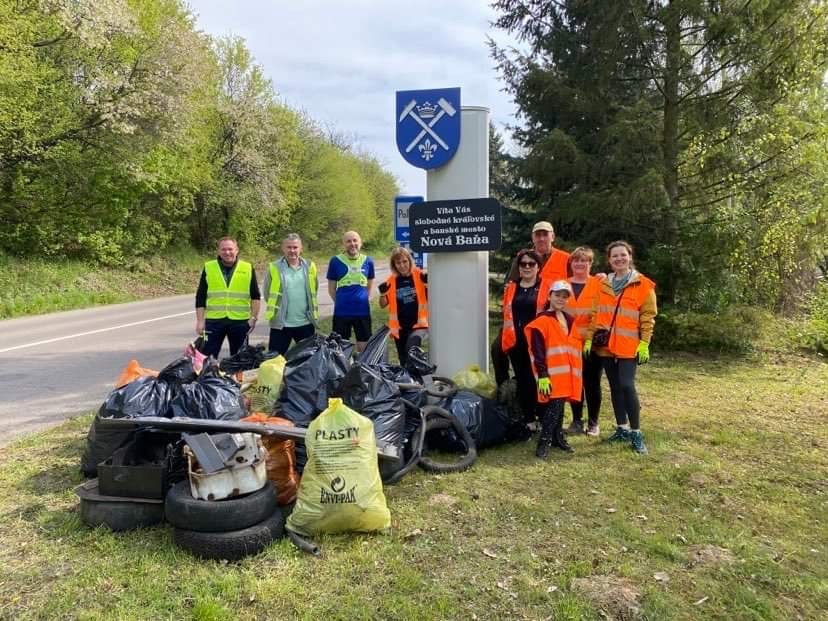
[593,290,624,347]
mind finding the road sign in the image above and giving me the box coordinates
[409,198,502,252]
[395,88,461,170]
[394,195,422,242]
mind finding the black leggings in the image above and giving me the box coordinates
[602,357,640,429]
[570,351,603,424]
[508,344,537,423]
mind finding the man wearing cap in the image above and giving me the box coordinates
[494,221,571,385]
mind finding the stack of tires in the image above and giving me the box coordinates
[165,480,285,561]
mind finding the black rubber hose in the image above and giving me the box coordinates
[383,400,426,486]
[286,529,321,556]
[418,405,477,474]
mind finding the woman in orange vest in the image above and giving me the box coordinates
[525,280,583,458]
[378,246,428,365]
[500,249,546,426]
[564,247,603,437]
[584,241,657,454]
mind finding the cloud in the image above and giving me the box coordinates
[186,0,518,196]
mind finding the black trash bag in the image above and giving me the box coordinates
[279,333,351,427]
[428,390,520,451]
[338,363,405,452]
[219,341,278,374]
[157,357,197,383]
[168,360,247,420]
[357,326,390,365]
[82,357,198,476]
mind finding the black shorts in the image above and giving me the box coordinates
[332,316,372,342]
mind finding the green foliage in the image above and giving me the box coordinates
[787,281,828,355]
[654,306,776,355]
[0,1,398,264]
[491,0,828,312]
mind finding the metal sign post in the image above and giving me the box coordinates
[426,107,491,376]
[394,195,426,268]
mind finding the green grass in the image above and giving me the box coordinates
[1,347,826,620]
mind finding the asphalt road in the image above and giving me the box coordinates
[0,262,390,447]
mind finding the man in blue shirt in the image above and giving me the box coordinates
[326,230,375,352]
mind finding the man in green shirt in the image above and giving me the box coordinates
[262,233,319,354]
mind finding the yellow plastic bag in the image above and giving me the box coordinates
[244,355,286,412]
[452,364,497,399]
[286,398,391,536]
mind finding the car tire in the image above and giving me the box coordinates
[165,480,278,532]
[172,507,286,561]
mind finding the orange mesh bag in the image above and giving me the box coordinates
[242,413,299,505]
[114,359,159,388]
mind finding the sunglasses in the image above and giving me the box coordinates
[519,261,537,267]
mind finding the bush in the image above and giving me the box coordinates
[787,281,828,355]
[654,306,775,354]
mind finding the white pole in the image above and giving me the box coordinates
[426,106,490,377]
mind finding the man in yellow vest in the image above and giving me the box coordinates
[326,230,375,352]
[195,237,261,359]
[262,233,319,355]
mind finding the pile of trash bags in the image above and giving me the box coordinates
[83,329,528,486]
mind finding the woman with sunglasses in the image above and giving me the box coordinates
[500,249,547,426]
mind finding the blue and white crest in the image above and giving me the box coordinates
[396,87,461,170]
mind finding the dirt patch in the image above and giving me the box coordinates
[570,574,642,620]
[428,493,458,506]
[688,473,710,488]
[687,544,735,567]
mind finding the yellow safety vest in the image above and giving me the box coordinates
[335,254,369,288]
[265,259,319,326]
[204,259,252,320]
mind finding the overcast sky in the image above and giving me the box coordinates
[185,1,519,197]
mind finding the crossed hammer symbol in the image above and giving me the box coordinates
[399,97,457,153]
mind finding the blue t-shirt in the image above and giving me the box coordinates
[326,254,375,317]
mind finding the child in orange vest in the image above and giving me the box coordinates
[524,280,584,459]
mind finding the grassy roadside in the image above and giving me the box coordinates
[0,348,825,619]
[0,245,391,320]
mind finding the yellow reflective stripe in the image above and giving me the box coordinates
[614,327,639,338]
[206,291,250,300]
[569,308,591,316]
[546,346,580,357]
[206,303,251,312]
[547,366,570,376]
[573,368,583,377]
[503,320,514,329]
[388,313,399,321]
[618,308,639,319]
[598,304,616,313]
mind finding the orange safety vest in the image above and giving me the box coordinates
[501,280,547,352]
[540,248,571,282]
[594,273,656,358]
[385,268,428,339]
[565,276,601,341]
[524,311,583,403]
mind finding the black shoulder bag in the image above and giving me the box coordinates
[592,290,624,347]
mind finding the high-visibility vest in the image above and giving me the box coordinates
[501,280,546,353]
[524,311,583,403]
[565,276,601,340]
[204,259,253,320]
[540,248,570,282]
[335,254,369,288]
[265,259,319,327]
[594,273,656,358]
[385,268,428,339]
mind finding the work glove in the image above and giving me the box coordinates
[378,282,389,294]
[636,341,650,364]
[537,377,551,396]
[583,339,592,357]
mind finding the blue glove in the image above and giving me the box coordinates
[537,377,551,396]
